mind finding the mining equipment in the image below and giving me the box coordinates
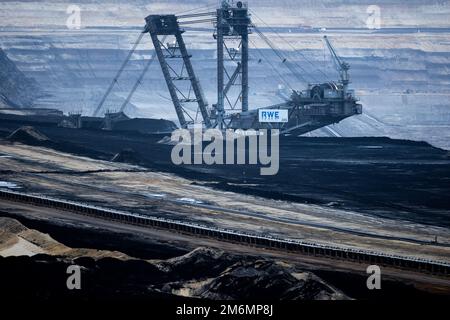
[93,0,362,135]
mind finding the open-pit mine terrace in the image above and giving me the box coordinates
[0,132,449,290]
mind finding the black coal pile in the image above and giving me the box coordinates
[112,118,178,134]
[7,126,50,145]
[0,254,173,301]
[6,126,109,160]
[157,247,240,281]
[159,248,346,300]
[195,260,341,300]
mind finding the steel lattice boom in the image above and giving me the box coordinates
[144,14,211,128]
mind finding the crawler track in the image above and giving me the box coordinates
[1,189,449,276]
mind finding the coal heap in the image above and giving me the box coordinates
[112,118,178,134]
[159,248,346,300]
[7,126,50,145]
[0,246,347,300]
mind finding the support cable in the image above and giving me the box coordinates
[253,27,310,84]
[250,9,332,83]
[119,35,168,113]
[248,37,294,91]
[93,32,145,116]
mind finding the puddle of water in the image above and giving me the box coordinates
[177,197,204,205]
[144,193,166,199]
[0,181,20,189]
[358,146,383,149]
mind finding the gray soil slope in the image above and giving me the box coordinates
[0,49,40,108]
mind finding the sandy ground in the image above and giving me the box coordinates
[0,237,45,256]
[0,216,130,259]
